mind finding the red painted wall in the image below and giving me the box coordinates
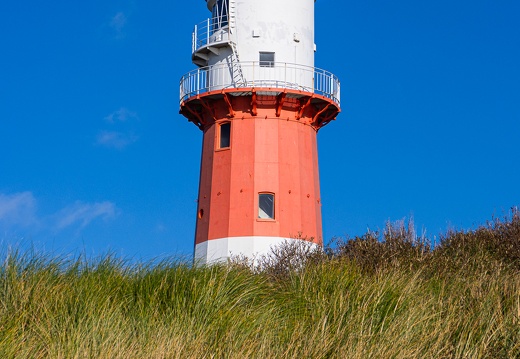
[187,90,339,247]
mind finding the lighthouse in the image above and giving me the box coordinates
[180,0,340,264]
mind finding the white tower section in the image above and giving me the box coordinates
[206,0,315,65]
[185,0,334,99]
[231,0,314,65]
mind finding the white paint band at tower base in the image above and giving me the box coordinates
[194,236,319,265]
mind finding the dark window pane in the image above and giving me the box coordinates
[219,122,231,148]
[259,52,275,67]
[258,193,275,219]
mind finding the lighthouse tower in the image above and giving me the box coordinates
[180,0,340,264]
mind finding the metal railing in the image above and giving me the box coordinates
[180,62,341,106]
[192,18,231,53]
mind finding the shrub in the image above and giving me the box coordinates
[328,217,431,273]
[435,207,520,271]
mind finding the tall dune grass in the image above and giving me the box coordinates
[1,209,519,358]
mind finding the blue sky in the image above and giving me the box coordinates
[1,0,519,261]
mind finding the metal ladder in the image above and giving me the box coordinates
[229,41,246,86]
[227,0,246,87]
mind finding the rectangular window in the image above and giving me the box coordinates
[218,122,231,149]
[258,193,275,219]
[259,52,275,68]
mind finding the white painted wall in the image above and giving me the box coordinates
[203,0,316,90]
[233,0,314,67]
[194,236,319,265]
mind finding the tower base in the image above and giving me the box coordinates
[194,236,318,265]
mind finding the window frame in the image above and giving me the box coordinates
[259,52,275,68]
[258,192,275,220]
[217,121,231,150]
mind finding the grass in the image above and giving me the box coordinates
[1,209,519,358]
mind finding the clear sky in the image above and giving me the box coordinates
[1,0,519,261]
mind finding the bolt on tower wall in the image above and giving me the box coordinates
[180,0,340,264]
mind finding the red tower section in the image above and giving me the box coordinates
[181,87,339,263]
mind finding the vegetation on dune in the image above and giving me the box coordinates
[1,209,519,358]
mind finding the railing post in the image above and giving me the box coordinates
[207,18,210,45]
[192,25,197,53]
[337,81,341,105]
[330,75,333,99]
[180,78,183,102]
[284,62,287,88]
[312,69,316,94]
[197,69,200,96]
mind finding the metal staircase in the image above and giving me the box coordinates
[227,0,246,87]
[229,41,246,86]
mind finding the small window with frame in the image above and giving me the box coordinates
[258,193,275,219]
[218,122,231,149]
[259,52,275,68]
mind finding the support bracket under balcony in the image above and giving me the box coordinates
[275,91,287,117]
[180,103,205,130]
[296,95,314,121]
[222,92,235,118]
[251,90,258,116]
[312,103,333,127]
[199,98,218,123]
[207,46,220,56]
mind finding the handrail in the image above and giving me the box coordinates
[193,17,231,53]
[180,62,341,106]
